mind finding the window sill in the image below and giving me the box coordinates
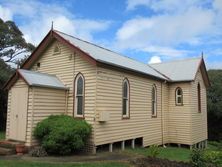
[122,116,130,120]
[175,104,183,106]
[151,115,157,118]
[74,116,85,119]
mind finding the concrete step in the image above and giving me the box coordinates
[0,147,16,155]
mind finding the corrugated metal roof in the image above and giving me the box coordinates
[54,30,167,80]
[150,57,202,82]
[18,69,68,90]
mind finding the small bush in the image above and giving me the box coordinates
[34,115,91,155]
[203,150,222,166]
[190,148,205,167]
[148,145,160,158]
[29,146,48,157]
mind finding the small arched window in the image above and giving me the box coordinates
[53,44,60,54]
[198,83,201,113]
[151,84,157,117]
[74,73,84,117]
[175,87,183,106]
[122,78,130,118]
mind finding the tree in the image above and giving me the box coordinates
[0,59,14,130]
[0,18,35,130]
[207,70,222,141]
[0,18,35,64]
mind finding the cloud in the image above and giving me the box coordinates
[0,0,111,45]
[117,7,215,47]
[148,56,161,64]
[126,0,151,11]
[213,0,222,11]
[0,5,13,21]
[126,0,210,13]
[143,46,189,58]
[119,0,222,62]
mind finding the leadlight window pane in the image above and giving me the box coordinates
[77,77,83,95]
[123,99,127,115]
[77,96,83,115]
[123,82,128,98]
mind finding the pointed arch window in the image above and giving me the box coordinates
[122,78,130,118]
[175,87,183,106]
[74,73,84,117]
[152,84,157,117]
[198,83,201,113]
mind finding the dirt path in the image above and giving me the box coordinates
[0,151,142,163]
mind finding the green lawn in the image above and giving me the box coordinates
[0,131,5,140]
[124,142,222,162]
[0,160,129,167]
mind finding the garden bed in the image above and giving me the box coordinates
[130,157,191,167]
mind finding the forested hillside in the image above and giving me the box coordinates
[207,70,222,141]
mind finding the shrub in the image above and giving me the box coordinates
[190,148,205,167]
[34,115,91,155]
[203,150,222,166]
[148,145,160,158]
[29,146,48,157]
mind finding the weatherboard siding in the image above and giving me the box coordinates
[26,87,66,146]
[5,79,32,146]
[5,90,11,139]
[167,82,192,145]
[162,83,170,144]
[31,40,97,150]
[190,70,208,143]
[94,66,166,146]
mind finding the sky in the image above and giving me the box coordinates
[0,0,222,69]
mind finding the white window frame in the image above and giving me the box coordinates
[198,83,201,113]
[122,78,130,118]
[175,87,183,106]
[74,73,84,118]
[151,84,157,117]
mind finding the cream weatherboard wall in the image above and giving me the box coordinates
[27,87,66,146]
[167,82,192,145]
[94,66,167,147]
[6,78,67,146]
[31,40,97,150]
[191,70,208,144]
[6,79,29,142]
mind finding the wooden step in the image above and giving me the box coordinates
[0,147,16,155]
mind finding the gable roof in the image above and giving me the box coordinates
[150,57,210,86]
[4,29,210,89]
[54,30,166,80]
[18,69,68,90]
[150,57,201,81]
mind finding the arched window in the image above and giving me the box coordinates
[175,87,183,105]
[198,83,201,113]
[122,78,130,118]
[74,73,84,117]
[151,84,157,117]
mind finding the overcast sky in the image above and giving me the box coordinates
[0,0,222,69]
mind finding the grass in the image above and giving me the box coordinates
[124,142,222,163]
[0,160,129,167]
[0,131,5,140]
[124,146,191,162]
